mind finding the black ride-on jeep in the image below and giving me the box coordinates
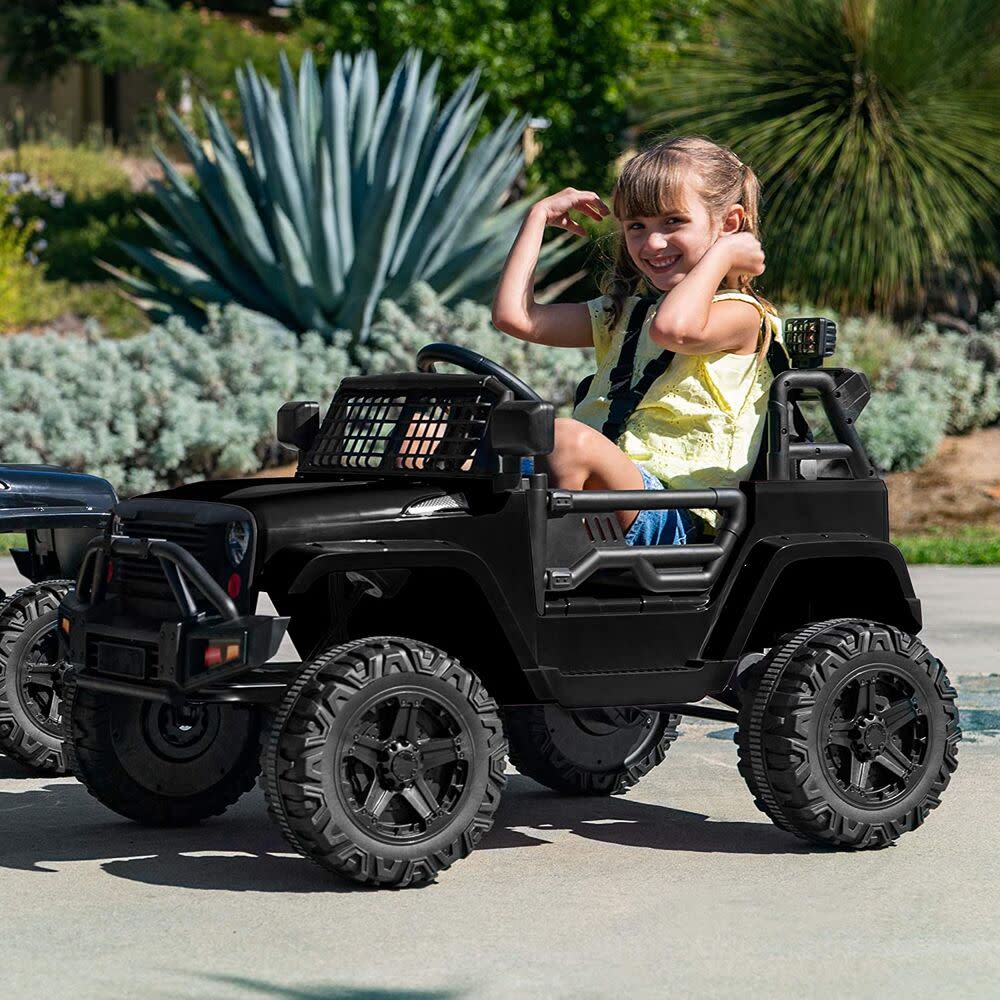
[58,319,961,887]
[0,465,116,770]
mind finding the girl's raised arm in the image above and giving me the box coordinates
[491,188,608,349]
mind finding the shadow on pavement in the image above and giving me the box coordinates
[188,977,461,999]
[0,768,820,895]
[488,774,819,856]
[0,756,47,780]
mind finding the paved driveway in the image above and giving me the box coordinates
[2,559,998,999]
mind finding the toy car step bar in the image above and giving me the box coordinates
[75,535,239,620]
[545,487,744,593]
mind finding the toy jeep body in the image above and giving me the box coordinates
[58,332,960,886]
[0,465,117,770]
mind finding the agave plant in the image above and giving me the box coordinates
[109,49,575,344]
[637,0,1000,316]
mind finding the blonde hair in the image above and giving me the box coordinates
[601,135,770,335]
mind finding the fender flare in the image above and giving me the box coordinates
[275,540,536,669]
[710,535,921,660]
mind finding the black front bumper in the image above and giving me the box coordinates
[60,535,289,694]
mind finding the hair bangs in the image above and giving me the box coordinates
[612,148,692,221]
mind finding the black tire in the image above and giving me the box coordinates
[62,671,263,826]
[0,581,72,772]
[505,704,681,796]
[264,636,507,888]
[736,619,961,849]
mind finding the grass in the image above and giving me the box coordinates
[0,534,26,556]
[892,528,1000,565]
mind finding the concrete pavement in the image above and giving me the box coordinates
[1,558,998,999]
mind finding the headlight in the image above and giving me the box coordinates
[225,521,252,567]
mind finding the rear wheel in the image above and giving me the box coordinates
[736,619,961,848]
[63,672,263,826]
[264,636,507,888]
[0,582,72,772]
[505,704,681,795]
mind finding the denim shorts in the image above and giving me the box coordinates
[624,465,695,547]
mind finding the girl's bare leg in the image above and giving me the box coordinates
[543,417,646,531]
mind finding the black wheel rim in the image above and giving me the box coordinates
[140,703,222,763]
[821,666,930,808]
[547,706,662,771]
[14,618,63,739]
[338,689,471,844]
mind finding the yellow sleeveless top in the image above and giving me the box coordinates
[573,291,783,527]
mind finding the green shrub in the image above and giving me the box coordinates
[641,0,1000,316]
[830,305,1000,470]
[0,186,48,332]
[0,144,164,286]
[358,284,594,411]
[0,304,355,495]
[0,144,130,201]
[900,327,1000,434]
[0,283,592,495]
[858,368,951,471]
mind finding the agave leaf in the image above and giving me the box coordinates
[148,153,252,296]
[279,50,314,216]
[297,49,322,180]
[271,204,327,333]
[202,100,268,214]
[125,48,575,344]
[312,141,345,311]
[321,53,355,271]
[98,261,207,328]
[116,241,234,305]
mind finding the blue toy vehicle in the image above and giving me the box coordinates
[0,465,116,770]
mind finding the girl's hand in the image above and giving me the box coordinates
[719,232,766,276]
[532,187,610,236]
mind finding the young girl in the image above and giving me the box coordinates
[491,135,781,545]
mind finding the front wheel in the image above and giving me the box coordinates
[264,636,507,888]
[737,619,961,849]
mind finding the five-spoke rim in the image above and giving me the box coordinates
[821,666,930,807]
[15,619,63,737]
[338,690,471,843]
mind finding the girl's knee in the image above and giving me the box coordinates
[552,417,591,460]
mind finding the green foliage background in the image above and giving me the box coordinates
[638,0,1000,317]
[292,1,712,191]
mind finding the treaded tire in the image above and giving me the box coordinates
[0,581,72,772]
[736,619,961,848]
[264,636,507,888]
[62,670,263,826]
[505,704,680,796]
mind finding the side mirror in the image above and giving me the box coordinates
[488,400,554,457]
[277,401,320,452]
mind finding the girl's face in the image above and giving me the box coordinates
[621,181,735,292]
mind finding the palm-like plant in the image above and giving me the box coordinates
[110,49,574,344]
[638,0,1000,315]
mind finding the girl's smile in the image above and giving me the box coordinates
[622,182,720,291]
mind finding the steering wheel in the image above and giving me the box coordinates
[415,343,543,402]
